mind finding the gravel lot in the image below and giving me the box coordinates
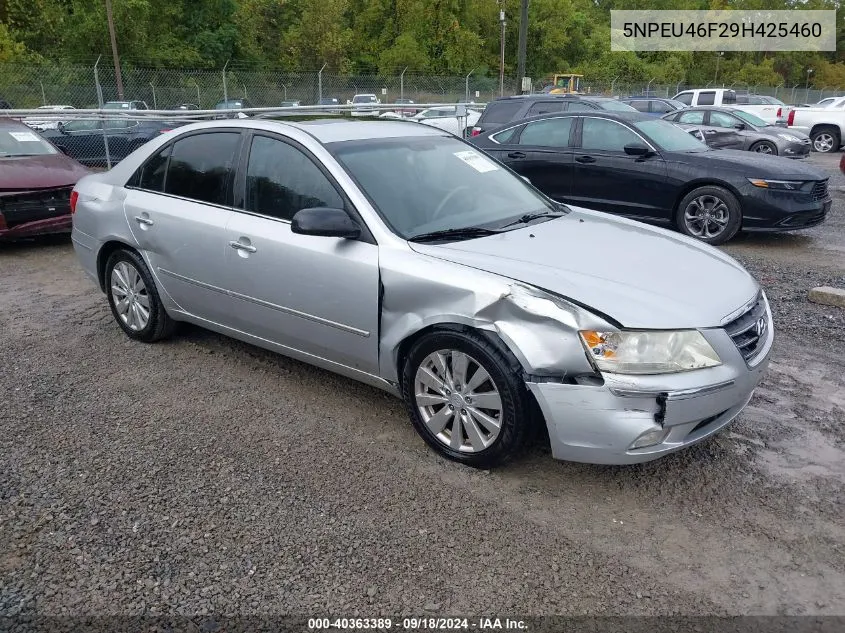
[1,152,844,622]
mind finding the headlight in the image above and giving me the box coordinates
[776,133,801,142]
[747,178,805,191]
[579,330,721,375]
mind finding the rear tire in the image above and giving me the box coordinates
[105,249,175,343]
[401,330,532,468]
[675,185,742,246]
[811,126,840,153]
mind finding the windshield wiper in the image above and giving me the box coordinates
[409,226,501,243]
[498,208,568,229]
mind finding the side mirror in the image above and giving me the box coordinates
[291,207,361,239]
[734,123,746,130]
[57,122,66,134]
[624,143,652,156]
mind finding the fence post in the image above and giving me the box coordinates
[222,58,230,103]
[611,76,619,95]
[149,82,157,109]
[465,68,476,103]
[790,84,799,103]
[40,81,46,106]
[318,62,327,102]
[400,67,407,99]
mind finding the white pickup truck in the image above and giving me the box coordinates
[673,88,790,125]
[786,97,845,153]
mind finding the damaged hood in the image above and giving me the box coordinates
[410,207,759,329]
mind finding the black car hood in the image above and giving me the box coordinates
[666,149,825,179]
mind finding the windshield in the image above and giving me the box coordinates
[330,136,553,239]
[0,129,58,156]
[634,119,709,152]
[732,110,769,127]
[599,100,638,112]
[353,95,377,104]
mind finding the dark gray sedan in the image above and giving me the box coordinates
[662,106,811,158]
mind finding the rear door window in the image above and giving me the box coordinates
[581,118,642,152]
[678,111,705,124]
[629,100,650,112]
[518,118,574,147]
[697,91,716,106]
[650,100,674,114]
[165,132,241,206]
[526,101,565,116]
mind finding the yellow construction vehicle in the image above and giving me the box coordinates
[545,73,583,94]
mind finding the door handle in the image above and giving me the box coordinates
[575,155,596,164]
[134,215,154,226]
[229,240,257,253]
[507,151,526,159]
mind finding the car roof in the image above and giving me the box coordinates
[511,111,654,125]
[170,118,450,144]
[0,118,32,130]
[623,96,671,100]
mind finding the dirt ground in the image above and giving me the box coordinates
[1,152,844,620]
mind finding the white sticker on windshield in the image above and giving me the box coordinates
[9,131,40,142]
[453,150,498,173]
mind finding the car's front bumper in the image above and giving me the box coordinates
[779,138,812,158]
[527,303,774,465]
[739,183,831,231]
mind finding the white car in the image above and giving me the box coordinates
[350,94,380,117]
[24,105,75,131]
[786,100,845,152]
[673,89,789,125]
[413,107,482,138]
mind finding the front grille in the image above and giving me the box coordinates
[724,294,769,363]
[0,187,72,228]
[811,179,829,201]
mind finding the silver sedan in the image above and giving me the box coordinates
[71,119,773,468]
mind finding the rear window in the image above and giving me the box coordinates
[628,100,650,112]
[527,101,565,116]
[722,90,737,104]
[674,92,693,105]
[480,100,524,124]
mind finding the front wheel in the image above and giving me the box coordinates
[401,330,532,468]
[750,141,777,156]
[675,185,742,245]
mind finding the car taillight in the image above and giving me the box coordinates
[70,190,78,214]
[787,109,795,126]
[159,129,171,133]
[471,127,481,137]
[776,107,782,118]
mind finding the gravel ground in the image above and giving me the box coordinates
[1,153,844,622]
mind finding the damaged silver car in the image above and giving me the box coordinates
[71,119,773,468]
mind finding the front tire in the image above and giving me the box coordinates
[401,330,531,468]
[811,126,840,153]
[675,185,741,245]
[105,249,175,342]
[750,141,777,155]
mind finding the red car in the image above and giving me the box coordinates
[840,153,845,175]
[0,118,89,239]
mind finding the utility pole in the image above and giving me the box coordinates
[516,0,528,93]
[499,2,506,96]
[105,0,124,100]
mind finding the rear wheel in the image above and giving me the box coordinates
[105,249,175,342]
[750,141,777,155]
[811,127,840,153]
[401,330,532,468]
[675,185,741,245]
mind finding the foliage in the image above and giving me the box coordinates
[1,0,844,87]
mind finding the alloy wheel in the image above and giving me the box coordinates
[753,143,774,154]
[683,195,730,239]
[414,350,503,453]
[814,133,835,153]
[110,261,150,331]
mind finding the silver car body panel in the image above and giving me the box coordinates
[71,119,773,464]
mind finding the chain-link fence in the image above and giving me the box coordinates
[0,63,516,110]
[2,62,842,110]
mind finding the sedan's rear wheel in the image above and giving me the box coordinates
[750,141,777,155]
[401,330,531,468]
[676,186,741,245]
[105,249,175,342]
